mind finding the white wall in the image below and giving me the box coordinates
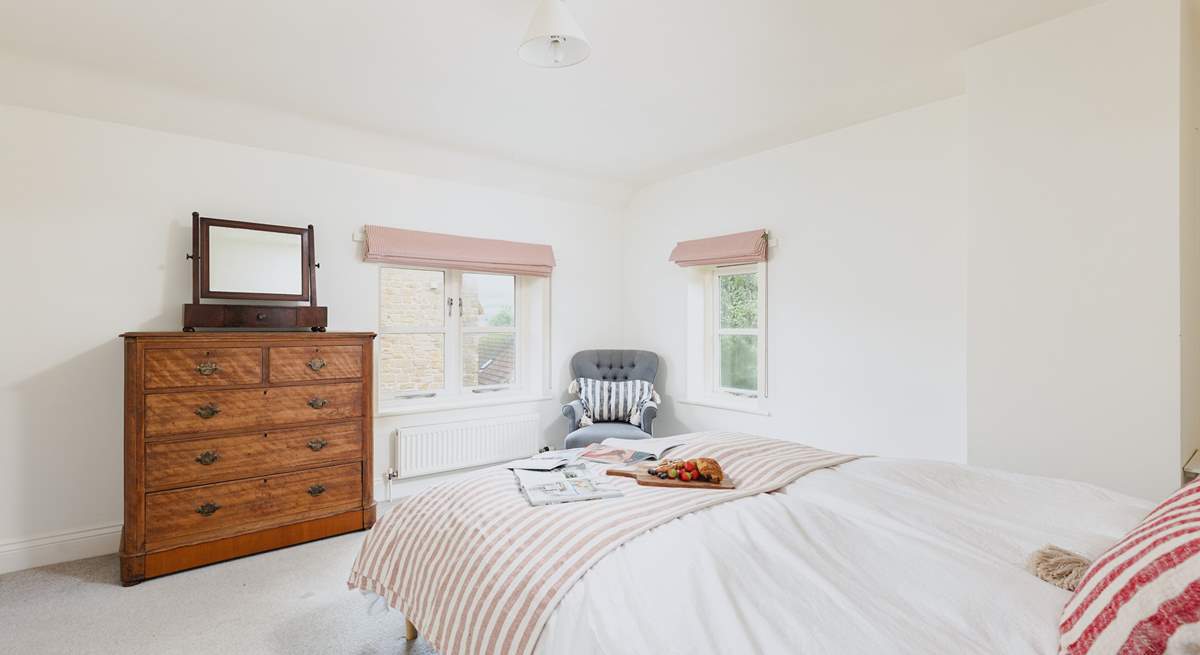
[622,98,968,461]
[965,0,1188,500]
[1182,0,1200,485]
[0,104,625,572]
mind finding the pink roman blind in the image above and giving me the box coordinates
[669,229,768,267]
[363,225,556,277]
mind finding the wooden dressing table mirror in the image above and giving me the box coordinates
[183,212,328,330]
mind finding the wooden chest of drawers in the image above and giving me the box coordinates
[120,332,376,585]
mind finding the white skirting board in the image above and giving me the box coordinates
[0,523,122,576]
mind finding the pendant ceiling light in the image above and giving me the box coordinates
[518,0,590,68]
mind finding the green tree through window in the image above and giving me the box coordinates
[718,271,758,391]
[720,274,757,329]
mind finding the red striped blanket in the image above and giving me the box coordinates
[347,432,859,655]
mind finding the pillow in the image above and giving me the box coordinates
[1059,480,1200,654]
[570,378,656,427]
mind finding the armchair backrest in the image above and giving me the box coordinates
[570,350,658,383]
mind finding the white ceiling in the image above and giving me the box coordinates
[0,0,1101,186]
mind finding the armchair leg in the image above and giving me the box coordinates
[406,619,418,640]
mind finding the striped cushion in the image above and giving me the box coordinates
[1059,480,1200,654]
[575,378,655,427]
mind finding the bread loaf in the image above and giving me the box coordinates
[694,458,724,483]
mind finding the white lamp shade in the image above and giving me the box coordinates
[518,0,590,68]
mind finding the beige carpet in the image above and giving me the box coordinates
[0,513,437,655]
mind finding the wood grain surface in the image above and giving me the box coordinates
[145,463,362,550]
[144,387,269,437]
[634,472,735,490]
[144,347,263,389]
[265,382,363,424]
[145,421,363,490]
[143,510,364,579]
[122,332,375,584]
[269,345,362,383]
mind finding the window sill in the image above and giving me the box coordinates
[376,392,554,417]
[678,396,771,417]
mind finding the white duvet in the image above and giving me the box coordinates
[534,458,1152,655]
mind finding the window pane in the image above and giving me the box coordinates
[380,334,444,393]
[461,273,515,328]
[719,335,757,391]
[381,268,445,330]
[462,333,516,388]
[719,273,758,329]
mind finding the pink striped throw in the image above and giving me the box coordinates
[1059,478,1200,654]
[348,432,858,655]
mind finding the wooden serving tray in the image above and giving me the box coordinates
[605,462,654,479]
[606,463,735,489]
[634,473,735,490]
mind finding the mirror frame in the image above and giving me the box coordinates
[199,217,311,302]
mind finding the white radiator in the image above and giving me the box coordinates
[395,414,541,479]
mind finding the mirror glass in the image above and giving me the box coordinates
[208,226,304,295]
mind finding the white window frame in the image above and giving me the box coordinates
[377,266,552,414]
[459,272,519,395]
[379,267,450,401]
[713,264,766,398]
[682,261,769,415]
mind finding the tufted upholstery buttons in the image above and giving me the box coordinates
[570,350,659,384]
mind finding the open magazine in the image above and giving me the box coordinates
[579,435,691,465]
[503,450,578,471]
[514,463,623,506]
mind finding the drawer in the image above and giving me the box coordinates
[145,463,363,550]
[265,383,363,424]
[144,347,262,389]
[269,345,362,383]
[222,306,299,328]
[145,388,268,437]
[145,421,363,490]
[144,383,363,437]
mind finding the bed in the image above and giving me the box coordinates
[349,432,1152,655]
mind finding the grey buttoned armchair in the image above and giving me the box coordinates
[561,350,660,450]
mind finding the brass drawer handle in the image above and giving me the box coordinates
[195,403,220,419]
[307,357,327,372]
[195,361,219,376]
[308,484,326,497]
[307,398,328,410]
[195,450,220,466]
[196,502,221,517]
[307,438,328,452]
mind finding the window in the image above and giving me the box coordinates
[716,266,760,395]
[460,273,517,389]
[379,267,549,409]
[684,262,767,413]
[380,268,447,395]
